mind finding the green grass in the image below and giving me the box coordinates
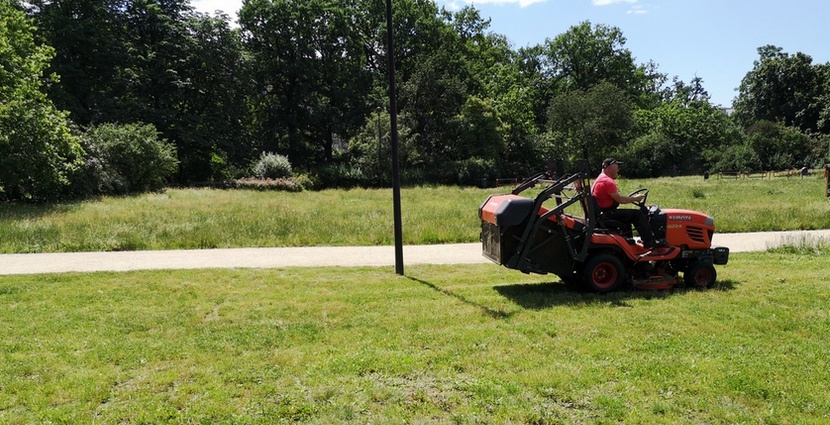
[2,250,830,423]
[0,174,828,253]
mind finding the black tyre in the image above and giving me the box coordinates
[684,261,717,289]
[583,253,625,293]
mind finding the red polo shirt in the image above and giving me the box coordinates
[591,172,618,210]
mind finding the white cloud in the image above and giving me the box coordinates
[191,0,243,19]
[592,0,637,5]
[443,0,548,10]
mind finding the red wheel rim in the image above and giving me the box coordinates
[591,262,618,288]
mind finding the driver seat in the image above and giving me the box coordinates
[587,196,633,238]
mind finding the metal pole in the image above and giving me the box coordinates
[385,0,404,275]
[377,109,382,186]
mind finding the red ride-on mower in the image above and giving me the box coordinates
[479,165,729,293]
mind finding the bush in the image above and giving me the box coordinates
[233,177,303,192]
[80,123,179,195]
[313,163,365,188]
[455,157,497,187]
[252,152,293,179]
[709,143,761,173]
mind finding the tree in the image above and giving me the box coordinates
[240,0,371,170]
[547,81,632,168]
[734,45,824,133]
[629,99,738,176]
[23,0,131,126]
[175,12,253,181]
[0,1,83,202]
[26,0,253,183]
[539,21,664,108]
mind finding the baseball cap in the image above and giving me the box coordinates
[602,158,622,168]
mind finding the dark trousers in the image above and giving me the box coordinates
[602,208,655,246]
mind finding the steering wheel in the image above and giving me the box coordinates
[628,188,649,209]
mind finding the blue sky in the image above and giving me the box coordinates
[193,0,830,107]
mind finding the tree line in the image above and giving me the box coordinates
[2,0,829,202]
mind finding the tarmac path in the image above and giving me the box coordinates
[1,229,829,276]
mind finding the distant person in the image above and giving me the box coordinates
[591,158,665,249]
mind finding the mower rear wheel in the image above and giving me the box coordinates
[583,253,625,293]
[684,261,717,289]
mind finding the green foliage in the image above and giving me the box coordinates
[14,0,830,190]
[80,123,179,195]
[233,177,304,192]
[540,21,665,108]
[450,96,505,160]
[734,45,825,133]
[240,0,372,169]
[313,163,366,189]
[745,120,821,170]
[25,0,253,184]
[251,152,293,180]
[626,99,740,177]
[454,157,497,186]
[0,2,83,203]
[707,143,760,173]
[547,81,633,167]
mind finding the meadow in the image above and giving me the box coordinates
[1,248,829,423]
[0,173,828,254]
[1,174,829,423]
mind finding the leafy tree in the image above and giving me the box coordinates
[547,81,632,168]
[22,0,131,126]
[0,1,83,202]
[538,21,664,108]
[734,45,824,133]
[27,0,251,183]
[240,0,372,170]
[744,121,822,170]
[176,11,253,181]
[449,96,504,160]
[630,98,738,176]
[398,46,468,167]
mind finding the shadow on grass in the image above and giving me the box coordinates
[0,200,85,220]
[494,278,741,310]
[407,276,514,319]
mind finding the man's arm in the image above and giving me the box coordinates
[610,191,645,205]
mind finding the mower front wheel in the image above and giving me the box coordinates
[684,261,717,289]
[583,253,625,293]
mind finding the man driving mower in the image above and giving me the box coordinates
[592,158,667,250]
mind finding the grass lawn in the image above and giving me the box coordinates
[0,173,828,254]
[2,249,829,423]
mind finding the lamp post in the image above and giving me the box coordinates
[386,0,404,275]
[377,107,382,186]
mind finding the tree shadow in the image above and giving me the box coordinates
[494,278,741,310]
[0,199,87,220]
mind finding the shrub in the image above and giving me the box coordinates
[252,152,293,179]
[233,177,303,192]
[81,123,179,195]
[455,157,496,187]
[313,164,365,188]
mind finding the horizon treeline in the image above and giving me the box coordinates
[2,0,829,202]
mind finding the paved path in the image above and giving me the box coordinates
[1,230,829,276]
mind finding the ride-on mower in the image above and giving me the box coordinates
[479,164,729,293]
